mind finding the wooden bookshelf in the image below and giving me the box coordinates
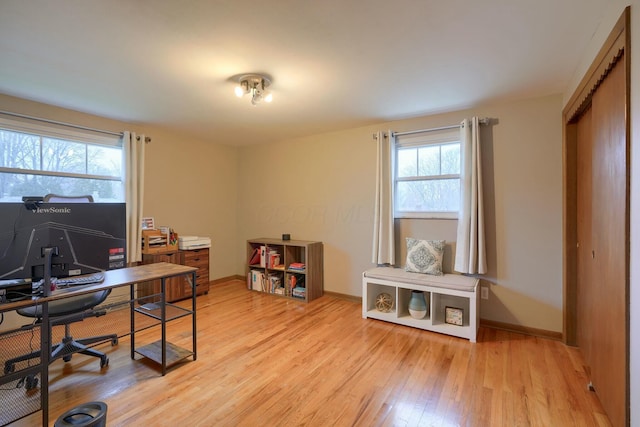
[246,238,323,302]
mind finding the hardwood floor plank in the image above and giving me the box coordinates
[6,280,611,426]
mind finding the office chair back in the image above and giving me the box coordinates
[44,194,94,203]
[18,291,111,318]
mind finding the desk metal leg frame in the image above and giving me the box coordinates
[130,271,197,376]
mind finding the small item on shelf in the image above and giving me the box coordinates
[141,217,155,230]
[251,270,265,291]
[292,286,306,298]
[142,228,179,254]
[375,293,393,313]
[267,252,280,268]
[408,290,428,319]
[178,235,211,250]
[260,246,267,267]
[268,274,282,293]
[248,248,261,265]
[168,229,178,246]
[445,306,464,326]
[285,273,301,296]
[288,262,305,271]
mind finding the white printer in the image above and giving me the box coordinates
[178,235,211,250]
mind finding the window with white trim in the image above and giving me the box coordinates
[0,118,123,202]
[394,128,460,219]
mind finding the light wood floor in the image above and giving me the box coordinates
[9,279,611,426]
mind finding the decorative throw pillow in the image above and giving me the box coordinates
[405,238,445,275]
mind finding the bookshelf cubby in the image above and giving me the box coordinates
[246,238,323,302]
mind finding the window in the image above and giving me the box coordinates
[0,118,123,202]
[394,128,460,219]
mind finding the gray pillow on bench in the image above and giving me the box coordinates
[405,238,445,276]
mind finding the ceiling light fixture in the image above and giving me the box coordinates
[234,74,273,105]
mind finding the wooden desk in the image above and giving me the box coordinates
[0,262,197,426]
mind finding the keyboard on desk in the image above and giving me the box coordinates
[54,272,105,288]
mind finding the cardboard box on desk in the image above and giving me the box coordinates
[142,229,179,254]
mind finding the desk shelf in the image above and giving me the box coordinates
[130,268,197,375]
[135,302,192,322]
[134,341,194,367]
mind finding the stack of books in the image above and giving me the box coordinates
[288,262,305,271]
[292,287,306,298]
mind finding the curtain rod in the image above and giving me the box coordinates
[0,109,126,138]
[392,117,489,137]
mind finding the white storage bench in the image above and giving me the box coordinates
[362,267,479,342]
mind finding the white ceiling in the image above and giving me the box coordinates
[0,1,608,146]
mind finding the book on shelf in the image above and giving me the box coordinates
[248,248,261,265]
[268,273,282,293]
[292,286,306,298]
[260,246,267,268]
[267,252,280,269]
[285,273,297,296]
[251,270,265,291]
[288,262,305,271]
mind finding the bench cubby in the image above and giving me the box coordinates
[362,267,479,342]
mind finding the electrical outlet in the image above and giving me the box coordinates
[481,286,489,300]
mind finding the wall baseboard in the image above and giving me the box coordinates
[323,291,361,303]
[211,275,245,285]
[480,318,563,341]
[214,279,563,341]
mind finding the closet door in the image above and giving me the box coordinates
[576,108,593,364]
[576,53,627,427]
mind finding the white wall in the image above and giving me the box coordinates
[0,91,567,336]
[237,94,564,333]
[141,126,239,279]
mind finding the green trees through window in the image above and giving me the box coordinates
[0,128,123,202]
[395,141,460,215]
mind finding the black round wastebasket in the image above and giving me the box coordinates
[54,401,107,427]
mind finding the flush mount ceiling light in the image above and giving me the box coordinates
[234,74,273,105]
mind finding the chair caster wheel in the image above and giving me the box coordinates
[111,338,118,346]
[63,355,72,362]
[100,356,109,368]
[25,375,38,390]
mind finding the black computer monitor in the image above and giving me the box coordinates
[0,202,126,283]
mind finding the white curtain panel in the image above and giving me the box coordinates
[454,117,487,274]
[371,130,395,265]
[122,131,146,264]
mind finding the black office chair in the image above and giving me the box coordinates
[4,291,118,374]
[4,194,118,376]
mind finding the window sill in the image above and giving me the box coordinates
[395,212,458,220]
